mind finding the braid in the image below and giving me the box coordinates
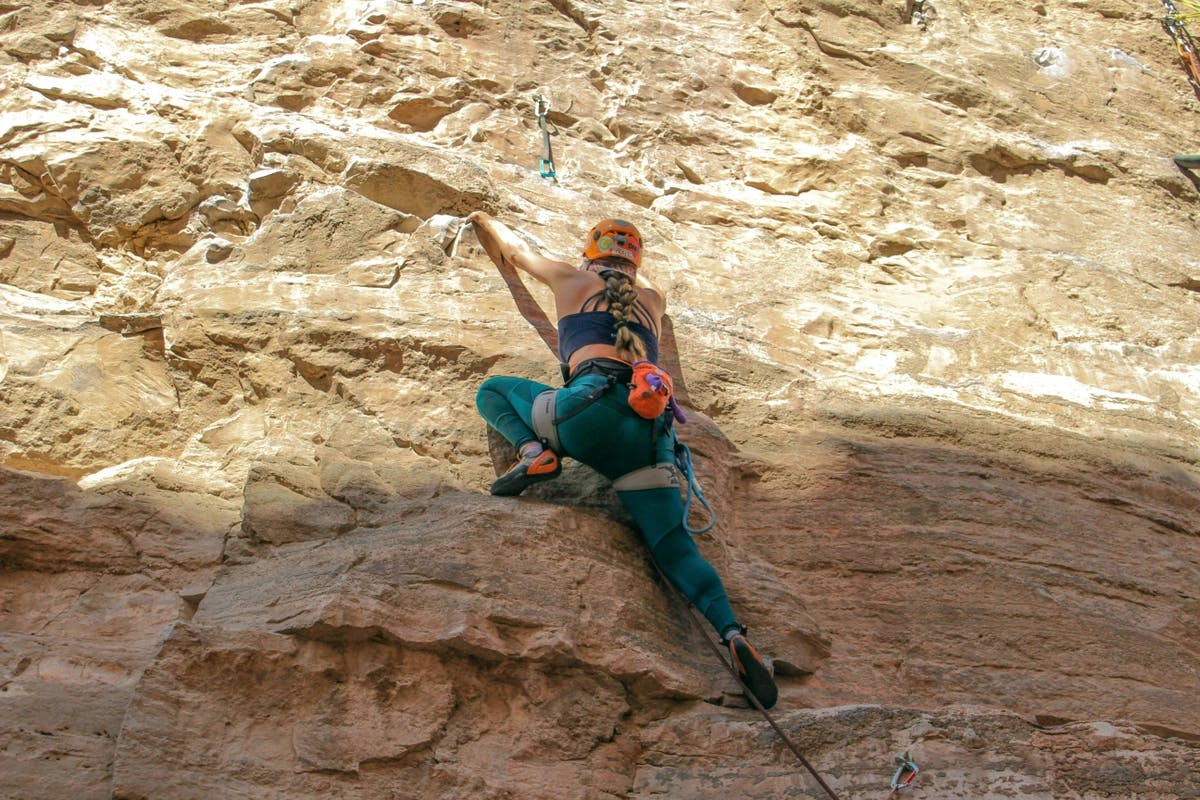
[601,269,648,362]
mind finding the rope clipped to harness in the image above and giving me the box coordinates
[534,94,558,181]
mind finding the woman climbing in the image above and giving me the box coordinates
[469,212,779,709]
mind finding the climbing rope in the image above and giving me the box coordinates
[1169,0,1200,19]
[646,555,844,800]
[673,438,716,535]
[1162,0,1200,100]
[657,444,929,800]
[534,94,558,181]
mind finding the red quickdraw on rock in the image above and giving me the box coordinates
[885,752,919,799]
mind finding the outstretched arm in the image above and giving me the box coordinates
[468,212,574,287]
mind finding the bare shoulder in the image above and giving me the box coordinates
[552,268,604,311]
[637,284,667,316]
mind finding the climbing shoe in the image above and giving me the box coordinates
[727,631,778,709]
[490,448,561,496]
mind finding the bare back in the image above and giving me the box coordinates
[547,266,665,371]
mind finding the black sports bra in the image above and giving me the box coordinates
[557,306,661,367]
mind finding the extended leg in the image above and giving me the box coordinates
[619,487,778,708]
[645,521,739,636]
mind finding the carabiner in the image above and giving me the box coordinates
[890,752,920,791]
[533,94,557,180]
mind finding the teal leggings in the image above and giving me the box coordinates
[476,374,738,636]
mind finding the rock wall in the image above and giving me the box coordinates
[2,1,1199,798]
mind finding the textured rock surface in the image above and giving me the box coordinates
[2,1,1199,798]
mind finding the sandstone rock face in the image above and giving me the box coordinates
[3,1,1199,799]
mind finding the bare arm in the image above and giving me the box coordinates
[468,212,574,287]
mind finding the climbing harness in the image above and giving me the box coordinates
[530,358,716,535]
[1162,0,1200,100]
[646,555,843,800]
[611,432,715,536]
[534,94,558,181]
[886,753,920,799]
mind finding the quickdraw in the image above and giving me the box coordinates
[1162,0,1200,101]
[534,94,558,181]
[906,0,935,31]
[885,753,920,799]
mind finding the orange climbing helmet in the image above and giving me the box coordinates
[582,218,642,268]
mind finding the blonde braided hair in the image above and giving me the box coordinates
[599,267,648,363]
